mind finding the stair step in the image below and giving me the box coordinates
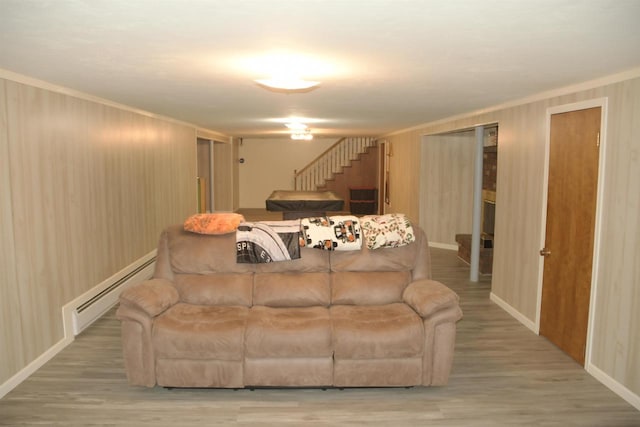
[294,137,377,192]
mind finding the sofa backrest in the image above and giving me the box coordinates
[253,248,331,307]
[329,226,429,305]
[155,225,255,307]
[152,223,431,308]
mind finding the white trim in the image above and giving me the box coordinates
[0,250,156,399]
[535,109,553,333]
[382,66,640,138]
[587,364,640,411]
[196,129,232,144]
[490,292,537,333]
[209,140,216,212]
[0,335,72,399]
[71,254,156,335]
[537,98,608,370]
[587,102,609,370]
[491,289,640,412]
[65,250,156,335]
[429,242,458,251]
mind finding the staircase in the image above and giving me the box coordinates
[294,137,379,213]
[294,137,377,191]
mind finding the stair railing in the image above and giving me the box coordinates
[294,137,377,191]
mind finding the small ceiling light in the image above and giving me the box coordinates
[285,122,308,130]
[291,129,313,141]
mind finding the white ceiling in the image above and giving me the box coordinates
[2,0,640,138]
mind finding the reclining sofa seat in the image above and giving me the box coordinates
[116,223,462,388]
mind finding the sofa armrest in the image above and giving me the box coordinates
[404,279,462,386]
[403,279,461,319]
[118,278,179,318]
[116,278,178,387]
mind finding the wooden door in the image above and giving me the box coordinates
[540,107,601,366]
[539,107,601,365]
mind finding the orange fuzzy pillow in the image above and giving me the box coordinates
[183,213,245,235]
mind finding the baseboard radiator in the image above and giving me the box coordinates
[72,252,156,335]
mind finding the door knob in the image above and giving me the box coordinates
[540,248,551,257]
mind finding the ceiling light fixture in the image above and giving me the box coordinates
[285,121,308,130]
[241,51,328,93]
[256,78,320,92]
[291,129,313,141]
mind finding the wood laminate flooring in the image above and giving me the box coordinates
[1,213,639,426]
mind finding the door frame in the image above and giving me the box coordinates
[535,98,608,369]
[196,138,217,212]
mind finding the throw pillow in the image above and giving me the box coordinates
[184,213,245,235]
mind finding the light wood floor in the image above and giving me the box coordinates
[1,214,639,425]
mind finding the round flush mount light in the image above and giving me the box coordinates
[225,50,353,94]
[236,51,335,93]
[255,78,320,92]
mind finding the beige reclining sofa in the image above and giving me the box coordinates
[117,223,462,388]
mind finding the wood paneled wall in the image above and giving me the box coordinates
[419,131,475,246]
[384,74,640,400]
[0,77,199,386]
[589,78,640,393]
[383,132,421,222]
[0,79,23,383]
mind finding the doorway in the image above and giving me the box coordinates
[539,104,604,366]
[197,138,214,213]
[418,126,498,278]
[379,140,389,213]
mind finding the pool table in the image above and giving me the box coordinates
[266,190,345,220]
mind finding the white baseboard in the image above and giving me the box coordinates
[587,363,640,411]
[0,335,72,399]
[489,291,538,333]
[429,242,458,251]
[490,292,640,411]
[0,250,156,399]
[69,251,156,335]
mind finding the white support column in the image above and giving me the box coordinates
[470,126,484,282]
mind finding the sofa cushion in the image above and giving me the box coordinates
[253,272,330,307]
[174,273,253,307]
[153,303,248,360]
[331,270,411,305]
[330,303,424,359]
[245,306,332,358]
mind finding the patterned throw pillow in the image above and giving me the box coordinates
[360,213,415,250]
[183,213,245,235]
[300,215,362,251]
